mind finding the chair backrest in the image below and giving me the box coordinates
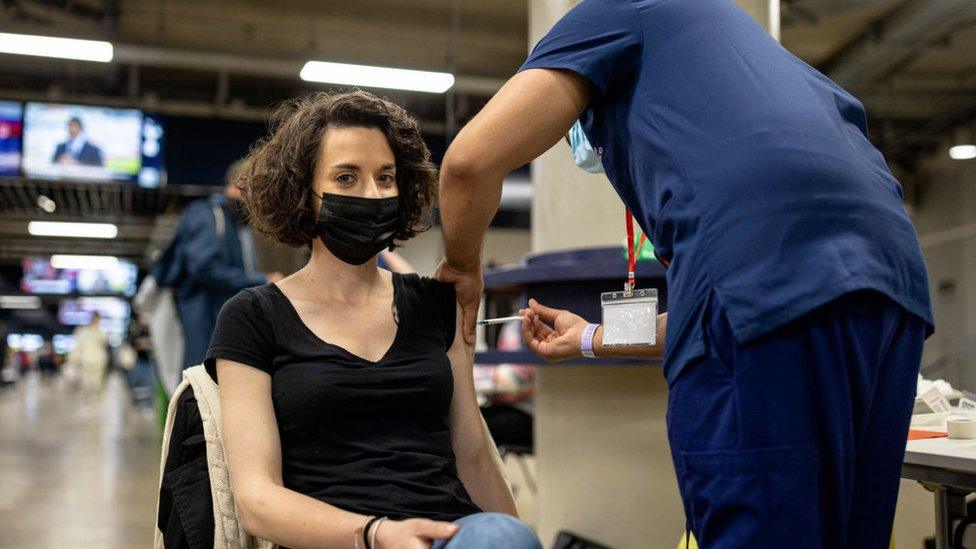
[155,365,274,549]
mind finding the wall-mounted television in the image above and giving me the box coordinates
[21,257,138,296]
[6,333,44,352]
[58,297,130,346]
[0,101,22,177]
[22,102,165,187]
[52,334,75,354]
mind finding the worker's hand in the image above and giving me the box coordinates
[374,517,458,549]
[434,259,483,345]
[520,299,590,363]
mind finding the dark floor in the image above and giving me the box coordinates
[0,371,159,548]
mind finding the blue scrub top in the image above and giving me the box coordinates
[520,0,933,382]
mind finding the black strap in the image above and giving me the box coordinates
[954,514,976,548]
[363,516,382,549]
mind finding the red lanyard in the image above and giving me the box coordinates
[626,210,645,292]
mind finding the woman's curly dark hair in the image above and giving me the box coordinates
[237,90,437,248]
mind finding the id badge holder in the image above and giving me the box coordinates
[600,287,658,347]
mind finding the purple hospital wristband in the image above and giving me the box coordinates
[580,323,600,358]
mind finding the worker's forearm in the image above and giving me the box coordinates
[593,313,667,360]
[238,483,366,549]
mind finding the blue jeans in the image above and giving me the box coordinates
[431,513,541,549]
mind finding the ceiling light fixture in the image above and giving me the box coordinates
[0,295,42,310]
[950,145,976,161]
[50,255,120,270]
[950,126,976,161]
[36,195,56,213]
[300,61,455,93]
[28,221,118,239]
[0,32,113,63]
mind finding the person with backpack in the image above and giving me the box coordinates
[152,162,283,375]
[201,91,540,549]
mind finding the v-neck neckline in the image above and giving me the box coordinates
[270,272,403,365]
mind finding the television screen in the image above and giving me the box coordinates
[139,113,166,188]
[6,333,44,352]
[0,101,22,177]
[58,297,130,346]
[52,334,75,354]
[21,257,138,296]
[23,102,143,182]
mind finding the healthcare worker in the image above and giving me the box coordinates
[434,1,933,547]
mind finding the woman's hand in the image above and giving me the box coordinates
[374,518,458,549]
[520,299,592,363]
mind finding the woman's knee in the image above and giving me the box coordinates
[449,513,541,549]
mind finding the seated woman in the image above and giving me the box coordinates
[207,90,541,549]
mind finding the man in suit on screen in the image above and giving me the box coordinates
[53,116,103,167]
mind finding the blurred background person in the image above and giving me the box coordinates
[36,340,57,382]
[128,319,155,410]
[69,311,108,406]
[151,160,282,372]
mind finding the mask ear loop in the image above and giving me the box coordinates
[390,187,406,251]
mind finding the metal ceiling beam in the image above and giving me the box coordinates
[861,90,976,119]
[827,0,976,89]
[0,86,451,131]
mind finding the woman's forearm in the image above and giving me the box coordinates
[457,452,519,517]
[236,482,367,549]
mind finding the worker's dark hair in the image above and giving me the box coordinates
[68,117,83,127]
[236,90,436,248]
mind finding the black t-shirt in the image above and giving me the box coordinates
[205,273,481,522]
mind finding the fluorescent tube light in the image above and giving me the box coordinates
[36,195,57,213]
[300,61,454,93]
[50,255,119,270]
[949,145,976,161]
[0,32,113,62]
[0,295,41,310]
[28,221,118,239]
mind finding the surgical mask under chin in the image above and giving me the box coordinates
[568,120,604,174]
[316,193,401,265]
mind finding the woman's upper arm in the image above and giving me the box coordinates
[218,359,283,496]
[446,305,491,461]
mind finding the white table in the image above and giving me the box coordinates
[903,437,976,548]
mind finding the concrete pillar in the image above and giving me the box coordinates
[527,1,779,547]
[735,0,781,42]
[528,1,676,547]
[528,0,624,254]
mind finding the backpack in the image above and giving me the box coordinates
[133,275,185,397]
[154,365,275,549]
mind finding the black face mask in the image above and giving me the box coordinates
[316,193,401,265]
